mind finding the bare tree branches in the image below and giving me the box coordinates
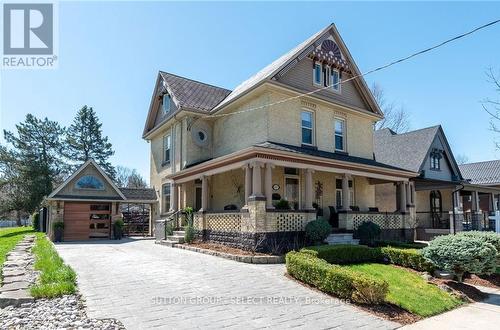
[483,68,500,150]
[455,154,470,165]
[372,83,411,133]
[115,165,148,188]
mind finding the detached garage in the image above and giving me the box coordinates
[45,159,157,241]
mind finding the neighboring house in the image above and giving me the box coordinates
[143,24,417,250]
[460,159,500,212]
[44,159,157,241]
[374,126,500,240]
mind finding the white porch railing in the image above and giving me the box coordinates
[339,212,414,230]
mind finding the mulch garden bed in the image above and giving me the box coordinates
[464,273,500,289]
[186,241,269,256]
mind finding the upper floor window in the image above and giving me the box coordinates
[331,68,340,92]
[301,111,314,145]
[163,134,171,165]
[75,175,104,190]
[313,63,322,85]
[162,94,171,114]
[334,118,345,151]
[430,150,441,170]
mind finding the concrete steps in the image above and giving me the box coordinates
[325,233,359,245]
[161,231,186,246]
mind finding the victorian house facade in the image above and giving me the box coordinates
[143,24,418,249]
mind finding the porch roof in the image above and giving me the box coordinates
[413,177,500,195]
[168,142,417,184]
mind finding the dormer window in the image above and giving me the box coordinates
[430,150,441,170]
[331,68,340,92]
[313,63,322,86]
[162,94,171,114]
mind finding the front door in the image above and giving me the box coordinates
[284,177,300,210]
[195,186,202,211]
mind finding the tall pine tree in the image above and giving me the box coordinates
[0,115,66,223]
[65,106,116,178]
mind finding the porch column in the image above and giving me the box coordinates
[490,193,497,212]
[405,182,412,207]
[169,181,178,213]
[200,175,209,211]
[410,181,416,205]
[243,164,252,206]
[398,182,407,213]
[453,190,462,211]
[250,162,264,198]
[471,191,480,211]
[341,174,350,211]
[265,163,274,209]
[304,169,315,210]
[178,184,184,210]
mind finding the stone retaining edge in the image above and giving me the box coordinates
[159,242,285,264]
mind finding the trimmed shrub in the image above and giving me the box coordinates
[184,225,195,243]
[305,219,332,244]
[422,234,497,281]
[374,240,427,249]
[301,244,382,265]
[275,199,291,210]
[381,247,435,273]
[457,231,500,262]
[286,251,388,304]
[355,221,381,246]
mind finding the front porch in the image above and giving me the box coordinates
[157,147,416,250]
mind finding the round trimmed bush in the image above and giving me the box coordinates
[422,234,497,281]
[305,219,332,244]
[355,221,381,246]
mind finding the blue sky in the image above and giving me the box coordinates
[1,1,500,182]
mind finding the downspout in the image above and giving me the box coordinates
[452,184,465,234]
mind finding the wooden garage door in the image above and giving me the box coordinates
[64,202,91,240]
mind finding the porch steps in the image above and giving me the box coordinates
[325,233,359,245]
[161,231,186,246]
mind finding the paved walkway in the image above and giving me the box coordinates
[400,285,500,330]
[55,238,398,330]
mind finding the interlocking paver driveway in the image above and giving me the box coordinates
[55,238,399,330]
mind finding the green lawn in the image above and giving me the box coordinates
[30,235,77,298]
[346,263,462,317]
[0,227,36,284]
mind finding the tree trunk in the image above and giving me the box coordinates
[16,210,22,227]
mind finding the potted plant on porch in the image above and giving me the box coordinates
[113,218,125,240]
[53,221,64,242]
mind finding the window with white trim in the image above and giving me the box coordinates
[334,118,345,151]
[301,111,314,145]
[313,63,322,85]
[162,94,171,114]
[162,183,171,213]
[323,66,330,88]
[163,134,171,165]
[430,154,441,170]
[331,68,340,92]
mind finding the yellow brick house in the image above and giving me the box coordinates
[143,24,417,250]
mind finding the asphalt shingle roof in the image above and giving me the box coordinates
[459,160,500,185]
[119,188,157,201]
[159,72,231,112]
[373,126,440,172]
[256,141,409,172]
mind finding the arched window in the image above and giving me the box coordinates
[430,190,442,214]
[75,175,104,190]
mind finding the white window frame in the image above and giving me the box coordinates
[162,183,171,214]
[313,63,322,86]
[323,65,331,88]
[430,155,441,170]
[163,133,171,165]
[331,68,341,93]
[335,179,355,208]
[334,118,346,152]
[301,110,315,146]
[284,174,301,210]
[162,94,171,114]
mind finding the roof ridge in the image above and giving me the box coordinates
[159,71,232,92]
[388,125,441,137]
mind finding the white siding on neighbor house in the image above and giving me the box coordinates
[422,134,456,181]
